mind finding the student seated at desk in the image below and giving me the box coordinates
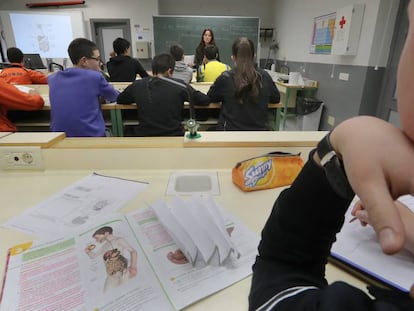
[170,44,193,84]
[197,45,230,82]
[0,79,44,131]
[117,53,209,136]
[48,38,119,137]
[207,37,280,131]
[249,117,414,311]
[106,37,149,82]
[0,47,47,84]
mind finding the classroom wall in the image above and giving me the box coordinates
[272,0,400,130]
[158,0,275,59]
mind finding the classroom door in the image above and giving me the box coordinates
[90,19,131,65]
[377,0,408,128]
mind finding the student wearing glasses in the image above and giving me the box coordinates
[48,38,119,137]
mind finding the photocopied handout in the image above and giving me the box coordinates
[331,194,414,292]
[3,173,148,238]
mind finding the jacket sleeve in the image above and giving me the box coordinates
[28,70,48,84]
[206,73,227,102]
[98,75,120,103]
[187,84,210,106]
[263,71,280,103]
[116,83,136,104]
[0,81,44,110]
[134,59,149,78]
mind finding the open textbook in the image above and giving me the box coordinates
[330,195,414,292]
[0,197,259,311]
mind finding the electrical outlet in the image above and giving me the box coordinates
[339,72,349,81]
[0,146,44,170]
[327,116,335,126]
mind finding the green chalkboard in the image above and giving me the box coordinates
[153,16,260,67]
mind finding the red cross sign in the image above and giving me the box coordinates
[339,16,346,29]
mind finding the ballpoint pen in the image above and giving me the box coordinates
[349,216,358,223]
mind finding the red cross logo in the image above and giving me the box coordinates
[339,16,346,29]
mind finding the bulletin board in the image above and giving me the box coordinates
[310,12,336,54]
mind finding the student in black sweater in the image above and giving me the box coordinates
[207,37,280,130]
[249,116,414,311]
[106,37,149,82]
[117,53,209,136]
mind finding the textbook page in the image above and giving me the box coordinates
[0,214,173,311]
[331,195,414,292]
[127,204,259,310]
[3,173,148,238]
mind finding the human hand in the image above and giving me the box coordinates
[128,266,137,277]
[330,116,414,255]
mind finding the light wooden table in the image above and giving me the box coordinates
[0,133,370,310]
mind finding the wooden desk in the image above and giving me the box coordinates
[275,81,318,130]
[0,134,368,310]
[21,83,282,136]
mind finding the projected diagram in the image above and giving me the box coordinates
[310,12,336,54]
[37,24,50,52]
[10,13,73,57]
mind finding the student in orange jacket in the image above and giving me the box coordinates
[0,47,48,84]
[0,79,44,131]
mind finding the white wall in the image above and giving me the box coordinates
[273,0,399,67]
[0,0,158,59]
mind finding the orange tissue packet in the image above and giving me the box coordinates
[232,152,304,192]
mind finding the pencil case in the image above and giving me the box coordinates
[232,152,304,191]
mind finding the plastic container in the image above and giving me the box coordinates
[296,97,324,131]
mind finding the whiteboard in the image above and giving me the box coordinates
[0,10,85,59]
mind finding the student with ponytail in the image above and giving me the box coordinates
[207,37,280,130]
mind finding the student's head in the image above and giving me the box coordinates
[68,38,101,71]
[113,37,131,55]
[152,53,175,76]
[7,47,24,64]
[231,37,259,101]
[170,44,184,61]
[232,37,255,62]
[204,45,219,61]
[201,28,215,45]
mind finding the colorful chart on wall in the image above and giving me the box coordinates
[310,12,336,54]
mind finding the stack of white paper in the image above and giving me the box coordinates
[151,195,240,266]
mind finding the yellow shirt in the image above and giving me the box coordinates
[199,60,230,82]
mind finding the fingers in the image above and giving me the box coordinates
[357,186,405,254]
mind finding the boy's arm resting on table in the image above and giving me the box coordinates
[28,70,48,84]
[116,84,135,104]
[0,81,44,110]
[99,75,120,102]
[187,84,210,106]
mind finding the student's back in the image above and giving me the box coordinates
[207,38,280,131]
[106,37,148,82]
[49,38,119,137]
[49,68,117,137]
[117,53,209,136]
[0,47,47,84]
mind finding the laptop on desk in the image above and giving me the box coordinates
[23,53,46,69]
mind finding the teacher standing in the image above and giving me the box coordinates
[194,28,219,68]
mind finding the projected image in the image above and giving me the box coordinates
[10,13,73,58]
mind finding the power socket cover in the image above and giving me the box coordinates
[0,146,45,170]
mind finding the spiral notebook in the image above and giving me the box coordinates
[330,195,414,292]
